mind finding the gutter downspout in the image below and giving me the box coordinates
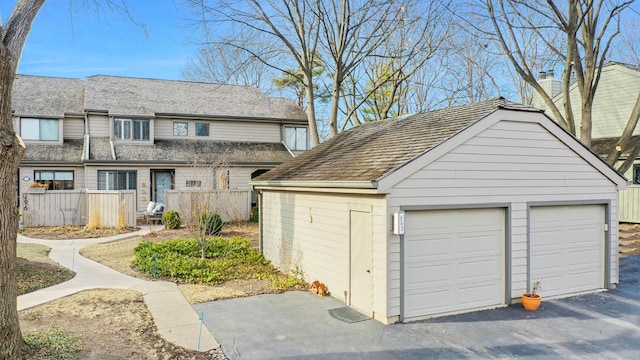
[258,189,263,253]
[281,141,296,157]
[109,139,117,160]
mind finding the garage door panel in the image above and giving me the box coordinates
[405,264,452,289]
[530,205,604,298]
[459,259,501,281]
[403,208,505,319]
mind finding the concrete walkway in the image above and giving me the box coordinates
[17,227,219,352]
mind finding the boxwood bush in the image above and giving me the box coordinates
[199,211,224,235]
[162,210,181,229]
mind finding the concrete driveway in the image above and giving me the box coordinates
[194,256,640,359]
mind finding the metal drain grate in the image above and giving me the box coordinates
[328,307,371,323]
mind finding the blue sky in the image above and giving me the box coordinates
[1,0,197,80]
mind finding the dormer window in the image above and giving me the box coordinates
[114,118,149,140]
[285,126,308,151]
[20,118,59,141]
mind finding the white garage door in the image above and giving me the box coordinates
[403,208,505,320]
[530,205,605,297]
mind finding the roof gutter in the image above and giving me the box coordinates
[154,112,307,124]
[251,180,377,189]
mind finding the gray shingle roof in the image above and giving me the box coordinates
[22,140,84,163]
[12,75,85,116]
[84,75,307,119]
[110,139,292,164]
[256,98,541,182]
[12,74,307,120]
[89,137,114,161]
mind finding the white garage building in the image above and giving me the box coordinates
[252,98,627,324]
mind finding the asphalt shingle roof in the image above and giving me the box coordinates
[110,139,292,164]
[13,75,85,116]
[22,140,84,163]
[256,98,541,182]
[84,75,307,119]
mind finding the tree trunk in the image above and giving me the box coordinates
[607,92,640,166]
[0,1,47,357]
[328,70,342,138]
[580,99,593,148]
[0,51,27,359]
[303,71,320,146]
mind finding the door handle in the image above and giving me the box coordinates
[366,270,371,273]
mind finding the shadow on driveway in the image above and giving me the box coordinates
[194,256,640,360]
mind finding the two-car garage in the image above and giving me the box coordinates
[402,204,606,321]
[254,99,626,324]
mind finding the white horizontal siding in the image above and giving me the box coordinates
[153,118,282,143]
[213,121,281,142]
[154,119,173,139]
[387,120,619,317]
[261,191,387,319]
[63,118,84,139]
[87,114,110,137]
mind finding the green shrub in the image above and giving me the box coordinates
[162,210,181,229]
[199,211,224,235]
[133,236,272,285]
[250,206,259,222]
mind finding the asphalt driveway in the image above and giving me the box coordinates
[194,256,640,359]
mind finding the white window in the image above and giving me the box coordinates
[98,170,137,190]
[173,122,188,136]
[285,127,308,151]
[34,170,74,190]
[195,123,210,137]
[21,118,59,141]
[114,118,149,140]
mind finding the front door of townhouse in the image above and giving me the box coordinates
[152,170,174,205]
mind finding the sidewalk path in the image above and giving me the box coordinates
[17,227,219,352]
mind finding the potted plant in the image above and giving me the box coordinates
[522,280,542,311]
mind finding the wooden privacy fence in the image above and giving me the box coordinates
[85,190,136,228]
[21,190,136,228]
[165,189,251,222]
[21,190,86,227]
[619,185,640,223]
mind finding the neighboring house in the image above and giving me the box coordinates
[252,98,626,324]
[532,62,640,221]
[13,74,308,217]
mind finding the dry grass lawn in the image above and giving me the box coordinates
[20,289,222,359]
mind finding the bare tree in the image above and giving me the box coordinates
[338,1,449,128]
[0,2,139,357]
[188,0,324,145]
[481,0,633,150]
[604,10,640,173]
[188,0,451,142]
[0,2,45,357]
[181,29,278,94]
